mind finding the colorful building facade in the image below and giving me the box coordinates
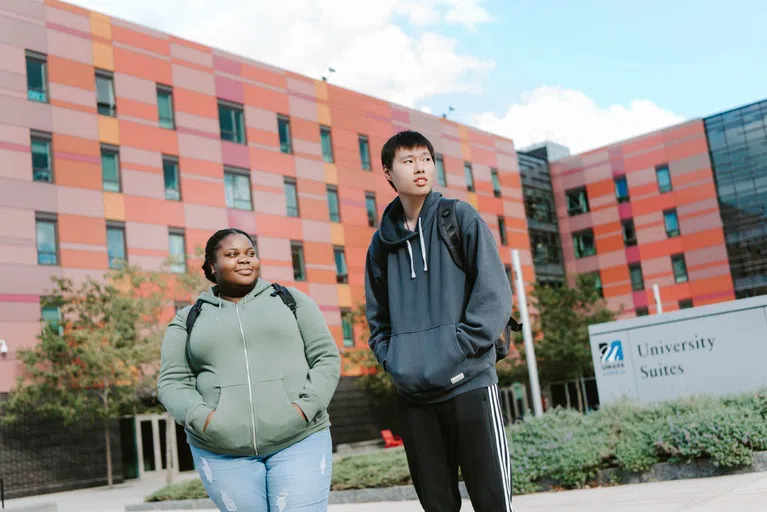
[0,0,535,394]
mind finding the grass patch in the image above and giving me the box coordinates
[147,391,767,501]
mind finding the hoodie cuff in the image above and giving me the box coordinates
[374,340,390,370]
[185,403,214,433]
[294,395,321,424]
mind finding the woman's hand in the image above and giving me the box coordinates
[292,403,307,422]
[203,410,215,432]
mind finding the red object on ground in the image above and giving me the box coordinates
[381,429,403,448]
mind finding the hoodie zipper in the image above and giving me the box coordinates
[235,303,259,454]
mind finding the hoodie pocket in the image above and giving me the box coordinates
[387,323,466,395]
[252,379,307,449]
[203,384,253,451]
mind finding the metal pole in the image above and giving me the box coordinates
[511,250,544,417]
[653,284,663,314]
[1,476,5,509]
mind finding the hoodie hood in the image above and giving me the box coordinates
[379,191,443,247]
[197,278,275,321]
[379,191,443,279]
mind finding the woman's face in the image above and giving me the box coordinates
[211,234,260,288]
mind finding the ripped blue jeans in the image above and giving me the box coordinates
[189,429,332,512]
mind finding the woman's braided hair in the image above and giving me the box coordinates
[202,228,255,283]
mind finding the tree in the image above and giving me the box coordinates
[511,274,617,399]
[0,262,205,488]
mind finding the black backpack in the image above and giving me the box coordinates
[435,198,522,362]
[183,283,297,372]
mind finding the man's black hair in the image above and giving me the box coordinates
[381,131,436,191]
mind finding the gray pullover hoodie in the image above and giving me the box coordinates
[365,191,513,403]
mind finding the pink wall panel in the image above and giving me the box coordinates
[172,65,216,95]
[184,204,228,231]
[122,169,165,199]
[170,42,213,68]
[46,29,92,64]
[115,73,158,104]
[0,11,47,53]
[52,106,98,140]
[125,221,169,252]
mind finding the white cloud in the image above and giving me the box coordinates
[420,106,433,114]
[68,0,493,108]
[472,86,686,154]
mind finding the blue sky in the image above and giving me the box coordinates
[71,0,767,153]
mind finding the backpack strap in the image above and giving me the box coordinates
[437,198,467,273]
[184,299,204,371]
[270,283,298,318]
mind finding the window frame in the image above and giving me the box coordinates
[656,164,673,193]
[95,69,116,117]
[334,245,348,284]
[25,50,48,103]
[100,144,121,193]
[162,155,181,201]
[464,161,475,192]
[573,229,596,259]
[31,130,54,183]
[320,125,334,163]
[35,212,59,266]
[614,175,630,203]
[565,187,590,216]
[168,228,187,273]
[435,153,447,186]
[671,254,689,283]
[663,209,680,238]
[284,177,300,218]
[327,185,341,223]
[622,219,638,247]
[223,167,253,211]
[277,114,292,154]
[341,309,354,347]
[106,221,127,270]
[358,134,371,171]
[218,100,247,144]
[365,192,378,228]
[629,263,645,291]
[498,215,508,246]
[491,168,502,198]
[156,84,175,129]
[291,241,306,281]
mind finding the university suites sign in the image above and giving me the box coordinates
[589,296,767,404]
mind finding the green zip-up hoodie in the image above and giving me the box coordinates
[158,279,341,457]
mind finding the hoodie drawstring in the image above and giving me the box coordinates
[405,218,428,279]
[418,217,428,273]
[215,300,222,322]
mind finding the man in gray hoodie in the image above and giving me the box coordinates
[365,131,514,511]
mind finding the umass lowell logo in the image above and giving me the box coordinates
[599,340,625,372]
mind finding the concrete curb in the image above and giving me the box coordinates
[125,451,767,510]
[5,504,58,512]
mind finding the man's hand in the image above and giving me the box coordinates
[203,410,215,432]
[292,403,308,422]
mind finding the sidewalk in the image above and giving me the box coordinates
[6,471,767,511]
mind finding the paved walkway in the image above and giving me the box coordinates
[6,471,767,511]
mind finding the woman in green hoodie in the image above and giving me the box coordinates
[158,228,341,512]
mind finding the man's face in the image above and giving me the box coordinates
[385,146,435,198]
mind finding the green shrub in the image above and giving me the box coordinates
[146,391,767,501]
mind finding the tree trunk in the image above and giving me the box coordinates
[575,372,585,413]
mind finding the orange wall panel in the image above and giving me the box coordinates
[48,56,95,91]
[58,215,107,245]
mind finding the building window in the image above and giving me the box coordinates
[101,145,121,192]
[498,216,508,246]
[320,125,334,163]
[365,192,378,228]
[656,164,672,193]
[106,222,126,269]
[664,209,680,238]
[157,85,175,129]
[636,307,649,317]
[622,219,637,247]
[291,242,306,281]
[531,231,562,265]
[278,115,292,154]
[31,131,53,183]
[168,229,186,273]
[250,234,259,258]
[95,70,116,117]
[341,309,354,347]
[504,264,514,292]
[36,213,58,266]
[594,272,603,298]
[671,254,688,283]
[679,299,694,309]
[464,162,475,192]
[615,176,629,203]
[491,168,502,198]
[334,246,348,284]
[41,304,62,335]
[629,263,645,291]
[524,189,556,224]
[359,135,371,171]
[218,101,246,144]
[284,178,299,217]
[26,50,47,102]
[435,154,447,186]
[573,229,596,259]
[224,168,252,210]
[327,185,341,223]
[566,187,589,216]
[163,156,180,201]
